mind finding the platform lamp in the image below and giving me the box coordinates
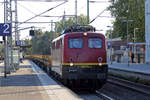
[133,28,139,60]
[107,26,113,64]
[120,17,134,66]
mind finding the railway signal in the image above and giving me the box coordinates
[29,30,35,36]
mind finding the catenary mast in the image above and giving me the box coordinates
[145,0,150,63]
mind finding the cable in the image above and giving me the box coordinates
[13,21,57,24]
[12,26,46,33]
[98,16,114,18]
[18,2,37,15]
[18,1,67,26]
[89,8,107,24]
[89,1,110,3]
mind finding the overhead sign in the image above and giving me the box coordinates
[107,42,111,49]
[15,41,21,46]
[127,44,129,48]
[0,23,11,36]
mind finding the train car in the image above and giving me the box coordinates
[51,25,108,90]
[29,55,51,72]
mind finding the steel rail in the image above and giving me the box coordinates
[108,76,150,96]
[31,59,113,100]
[96,90,114,100]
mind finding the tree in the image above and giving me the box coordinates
[23,39,32,55]
[30,30,53,55]
[27,14,88,55]
[108,0,145,42]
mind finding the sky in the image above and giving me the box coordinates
[0,0,114,40]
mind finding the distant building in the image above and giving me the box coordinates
[107,37,145,63]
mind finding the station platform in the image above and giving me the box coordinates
[108,62,150,80]
[0,60,82,100]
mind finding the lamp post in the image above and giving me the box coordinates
[107,26,113,64]
[133,28,139,62]
[122,19,134,66]
[134,28,139,45]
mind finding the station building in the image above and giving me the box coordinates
[107,38,145,63]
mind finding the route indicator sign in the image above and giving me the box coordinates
[0,23,11,36]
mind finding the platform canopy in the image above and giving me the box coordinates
[14,0,68,2]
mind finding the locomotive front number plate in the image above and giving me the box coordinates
[80,66,92,68]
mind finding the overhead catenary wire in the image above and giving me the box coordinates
[12,21,57,24]
[89,1,110,3]
[39,15,75,18]
[98,16,114,18]
[89,8,107,24]
[12,26,46,33]
[18,1,68,26]
[39,15,62,17]
[18,2,37,15]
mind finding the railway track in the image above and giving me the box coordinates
[78,92,101,100]
[33,60,113,100]
[76,90,114,100]
[95,91,114,100]
[32,60,150,99]
[107,76,150,97]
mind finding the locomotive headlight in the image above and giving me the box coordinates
[83,32,87,36]
[99,63,102,66]
[70,63,74,66]
[69,57,74,66]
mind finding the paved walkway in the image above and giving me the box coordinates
[109,62,150,75]
[0,60,82,100]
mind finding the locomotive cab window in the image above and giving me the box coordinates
[69,38,83,48]
[88,38,102,48]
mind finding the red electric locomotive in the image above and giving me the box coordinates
[51,25,108,90]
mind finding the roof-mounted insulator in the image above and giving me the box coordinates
[63,25,96,34]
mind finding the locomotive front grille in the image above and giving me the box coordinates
[63,65,107,73]
[63,65,108,79]
[80,67,98,73]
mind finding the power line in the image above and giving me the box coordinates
[12,26,46,33]
[18,2,37,15]
[39,15,75,18]
[12,21,57,24]
[89,1,110,3]
[89,8,107,24]
[39,15,62,17]
[18,1,67,26]
[98,16,114,18]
